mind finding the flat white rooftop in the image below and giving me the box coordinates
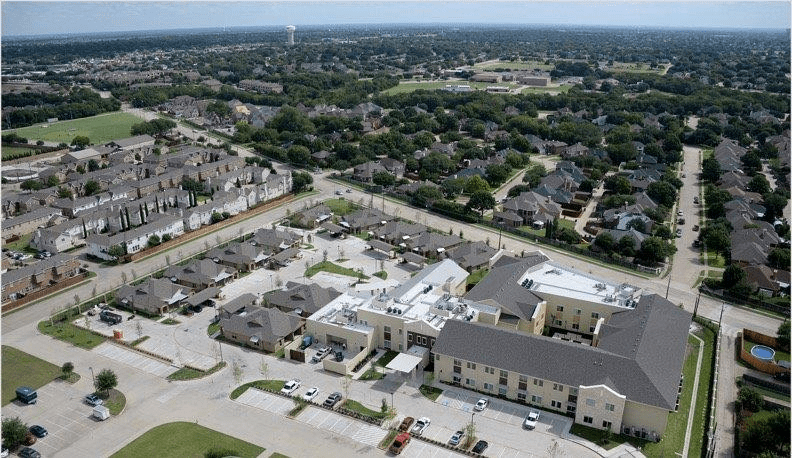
[519,262,640,308]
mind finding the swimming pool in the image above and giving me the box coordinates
[750,345,776,362]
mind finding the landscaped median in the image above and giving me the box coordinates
[304,260,369,279]
[230,379,286,400]
[167,362,227,381]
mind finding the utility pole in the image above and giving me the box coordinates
[693,289,701,317]
[665,275,671,299]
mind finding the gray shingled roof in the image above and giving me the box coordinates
[433,293,690,410]
[265,282,341,315]
[221,306,303,344]
[465,255,548,321]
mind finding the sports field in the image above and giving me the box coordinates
[10,112,145,145]
[380,80,518,95]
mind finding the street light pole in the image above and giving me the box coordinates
[89,366,96,388]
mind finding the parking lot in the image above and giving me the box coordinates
[2,380,98,456]
[234,389,388,448]
[93,342,177,378]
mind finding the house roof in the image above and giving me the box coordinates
[186,287,220,306]
[434,293,690,410]
[221,293,258,314]
[206,241,268,266]
[221,305,304,345]
[117,277,191,314]
[2,253,80,285]
[265,282,341,315]
[446,241,497,270]
[465,254,549,321]
[163,258,236,287]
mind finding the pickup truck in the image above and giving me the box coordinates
[311,346,331,363]
[388,432,410,455]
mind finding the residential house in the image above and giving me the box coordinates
[373,221,428,245]
[743,265,791,297]
[252,228,302,253]
[116,277,191,315]
[220,305,304,353]
[340,208,393,234]
[445,241,500,272]
[407,232,465,257]
[163,258,238,291]
[502,191,562,225]
[85,213,185,260]
[352,161,388,183]
[1,208,64,239]
[205,241,268,272]
[291,204,332,229]
[264,282,341,316]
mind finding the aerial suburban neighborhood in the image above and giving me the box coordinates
[0,3,790,458]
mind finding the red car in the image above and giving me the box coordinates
[389,432,411,455]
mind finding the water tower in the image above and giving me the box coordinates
[286,25,295,45]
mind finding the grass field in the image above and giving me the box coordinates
[607,62,666,74]
[477,60,554,71]
[520,85,572,94]
[325,198,359,216]
[230,380,285,400]
[38,320,107,350]
[343,399,390,419]
[1,145,39,160]
[381,80,519,95]
[2,345,61,406]
[10,112,144,145]
[109,422,265,458]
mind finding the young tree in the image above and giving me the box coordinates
[95,368,118,394]
[61,361,75,379]
[777,321,790,351]
[466,190,496,216]
[70,135,91,149]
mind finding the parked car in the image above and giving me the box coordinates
[472,440,489,454]
[449,430,465,446]
[304,387,319,401]
[388,432,411,455]
[474,398,488,411]
[678,217,685,225]
[84,394,103,406]
[677,210,684,217]
[693,196,699,204]
[0,444,7,458]
[411,417,430,435]
[335,190,343,195]
[281,379,301,396]
[311,346,331,363]
[346,188,352,193]
[18,448,40,458]
[333,350,343,362]
[324,392,342,408]
[29,425,47,438]
[524,410,540,429]
[676,228,682,237]
[693,225,699,231]
[398,416,415,432]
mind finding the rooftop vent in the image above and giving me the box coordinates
[387,307,393,313]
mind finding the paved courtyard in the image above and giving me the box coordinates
[93,343,177,378]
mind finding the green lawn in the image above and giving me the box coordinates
[738,377,790,402]
[381,80,519,95]
[207,322,221,336]
[10,112,145,145]
[687,325,716,458]
[38,321,106,350]
[167,362,226,381]
[360,368,385,381]
[305,261,369,279]
[1,346,62,406]
[230,380,285,400]
[419,384,443,401]
[1,145,39,160]
[374,350,399,367]
[373,270,388,280]
[101,388,127,415]
[520,85,572,95]
[343,399,389,419]
[3,232,35,252]
[269,454,291,458]
[325,198,359,216]
[109,422,264,458]
[704,250,726,268]
[477,60,554,71]
[466,268,489,286]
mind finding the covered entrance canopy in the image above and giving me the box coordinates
[386,346,429,375]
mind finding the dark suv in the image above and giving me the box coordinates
[323,392,342,408]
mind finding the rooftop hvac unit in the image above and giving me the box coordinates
[387,307,393,313]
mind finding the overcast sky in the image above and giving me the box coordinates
[2,1,790,37]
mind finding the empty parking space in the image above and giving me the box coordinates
[137,334,217,371]
[401,440,464,458]
[2,381,99,456]
[93,342,177,378]
[235,388,293,415]
[297,406,387,448]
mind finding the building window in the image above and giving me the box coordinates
[567,405,576,413]
[467,362,476,370]
[383,340,390,349]
[575,308,581,315]
[500,369,508,378]
[466,378,475,386]
[454,359,461,366]
[583,416,593,424]
[484,366,494,374]
[602,420,612,430]
[533,378,544,387]
[484,382,494,391]
[554,319,563,326]
[435,354,440,360]
[553,383,564,392]
[398,329,403,335]
[586,398,595,407]
[517,392,526,402]
[398,344,403,351]
[556,305,564,312]
[605,403,615,412]
[531,395,543,404]
[591,312,600,319]
[551,400,562,409]
[408,334,413,342]
[498,387,507,396]
[518,375,528,391]
[589,326,596,333]
[453,375,461,383]
[572,323,579,330]
[384,325,391,332]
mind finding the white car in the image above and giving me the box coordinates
[281,379,301,395]
[411,417,431,435]
[474,398,488,411]
[524,410,540,429]
[677,210,684,216]
[304,387,319,401]
[311,346,331,363]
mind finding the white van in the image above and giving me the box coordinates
[92,405,110,421]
